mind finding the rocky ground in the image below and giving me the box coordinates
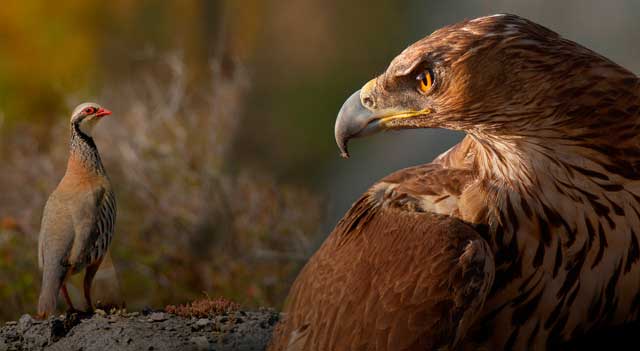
[0,309,279,351]
[4,306,640,351]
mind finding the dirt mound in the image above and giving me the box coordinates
[0,309,279,351]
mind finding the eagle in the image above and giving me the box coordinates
[268,14,640,350]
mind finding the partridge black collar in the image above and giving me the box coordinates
[70,122,105,174]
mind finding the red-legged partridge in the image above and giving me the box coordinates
[38,102,116,318]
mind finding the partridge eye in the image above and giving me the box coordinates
[84,107,96,114]
[416,69,434,94]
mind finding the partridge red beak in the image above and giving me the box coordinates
[96,108,112,118]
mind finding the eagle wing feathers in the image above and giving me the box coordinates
[270,166,494,351]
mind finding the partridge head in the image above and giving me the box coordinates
[70,102,112,136]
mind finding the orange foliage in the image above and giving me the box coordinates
[165,297,240,318]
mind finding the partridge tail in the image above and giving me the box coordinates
[91,251,125,309]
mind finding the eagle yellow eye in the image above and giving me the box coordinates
[417,69,434,93]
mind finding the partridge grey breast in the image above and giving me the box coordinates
[37,102,116,318]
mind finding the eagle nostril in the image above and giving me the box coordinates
[362,96,375,109]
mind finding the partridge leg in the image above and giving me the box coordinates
[83,258,103,312]
[61,284,78,313]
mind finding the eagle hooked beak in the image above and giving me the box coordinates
[334,79,430,158]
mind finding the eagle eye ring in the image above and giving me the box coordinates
[416,69,434,94]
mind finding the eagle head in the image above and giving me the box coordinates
[335,14,638,158]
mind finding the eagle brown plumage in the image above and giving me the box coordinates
[268,14,640,350]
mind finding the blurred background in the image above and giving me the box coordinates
[1,0,639,321]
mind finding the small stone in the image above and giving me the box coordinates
[18,314,33,332]
[4,321,16,326]
[196,319,210,328]
[128,312,140,317]
[94,309,106,316]
[191,318,210,331]
[149,312,167,322]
